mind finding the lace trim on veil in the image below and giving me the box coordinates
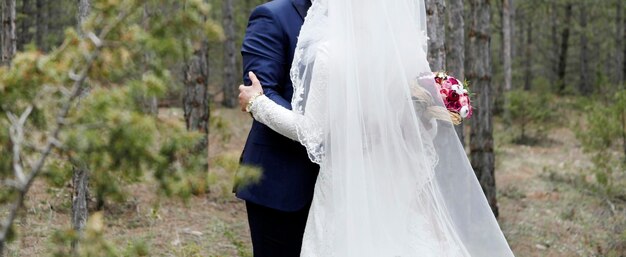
[290,0,328,164]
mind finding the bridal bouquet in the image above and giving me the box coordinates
[433,72,473,125]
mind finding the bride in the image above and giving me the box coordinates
[238,0,515,256]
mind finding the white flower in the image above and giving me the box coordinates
[460,106,470,118]
[451,84,463,94]
[452,85,463,95]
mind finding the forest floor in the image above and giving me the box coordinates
[4,106,626,257]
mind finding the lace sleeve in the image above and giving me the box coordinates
[249,95,301,141]
[251,43,329,162]
[250,55,328,143]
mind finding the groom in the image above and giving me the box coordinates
[234,0,318,256]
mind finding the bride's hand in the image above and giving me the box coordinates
[238,71,264,112]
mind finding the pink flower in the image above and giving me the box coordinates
[431,72,473,122]
[440,88,450,98]
[459,95,470,106]
[448,91,460,102]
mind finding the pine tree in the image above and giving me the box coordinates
[426,0,446,71]
[1,0,17,66]
[446,0,466,145]
[70,1,91,252]
[0,1,215,254]
[467,0,498,217]
[221,0,237,108]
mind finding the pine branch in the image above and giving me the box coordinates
[0,9,134,256]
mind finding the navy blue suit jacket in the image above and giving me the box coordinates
[236,0,319,212]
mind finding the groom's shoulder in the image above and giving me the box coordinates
[254,0,293,15]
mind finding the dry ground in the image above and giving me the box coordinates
[3,107,626,257]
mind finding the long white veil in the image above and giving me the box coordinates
[291,0,514,256]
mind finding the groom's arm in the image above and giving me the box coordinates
[241,6,291,109]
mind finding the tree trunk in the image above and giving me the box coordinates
[549,2,559,81]
[616,0,624,87]
[578,4,591,95]
[70,164,88,250]
[467,0,498,217]
[557,3,573,93]
[1,0,17,66]
[501,0,513,124]
[509,0,515,58]
[186,1,210,155]
[18,0,31,50]
[35,0,45,50]
[221,0,237,108]
[71,0,91,251]
[502,0,512,92]
[425,0,446,71]
[523,18,532,91]
[77,0,90,35]
[140,4,158,115]
[446,0,465,146]
[184,40,210,150]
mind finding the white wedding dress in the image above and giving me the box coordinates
[249,0,515,256]
[251,45,465,257]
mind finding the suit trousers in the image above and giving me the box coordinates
[245,201,311,257]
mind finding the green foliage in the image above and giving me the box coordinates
[51,212,150,256]
[153,124,208,199]
[576,90,626,195]
[0,0,221,254]
[224,229,252,257]
[505,89,557,144]
[209,113,232,144]
[209,151,261,194]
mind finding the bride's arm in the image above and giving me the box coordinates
[240,54,328,142]
[240,45,326,144]
[238,71,314,142]
[248,93,301,141]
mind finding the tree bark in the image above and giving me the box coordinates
[557,3,573,93]
[446,0,465,145]
[549,2,559,81]
[35,0,45,50]
[221,0,238,108]
[18,0,31,50]
[502,0,512,92]
[616,0,624,87]
[140,4,158,115]
[1,0,17,66]
[467,0,498,217]
[501,0,513,124]
[578,3,591,95]
[77,0,90,35]
[523,18,532,91]
[184,40,210,150]
[70,164,88,250]
[182,0,209,150]
[71,0,91,251]
[425,0,446,71]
